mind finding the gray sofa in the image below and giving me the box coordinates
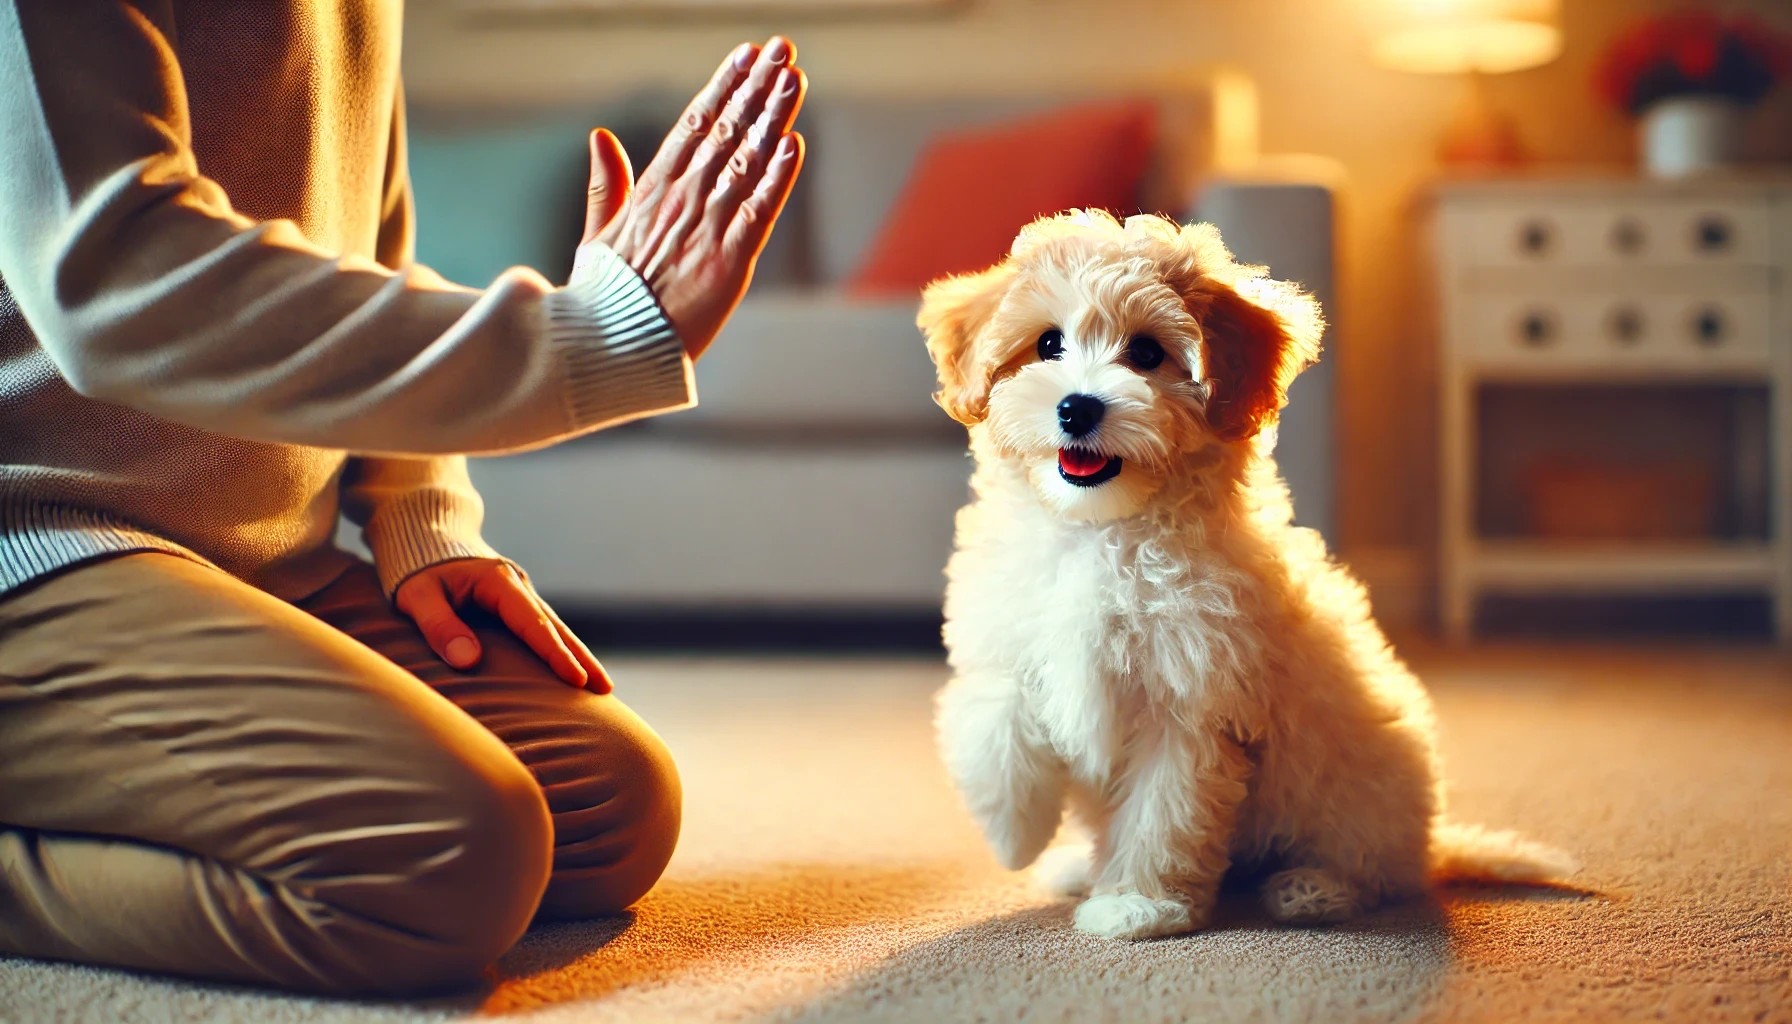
[405,85,1337,620]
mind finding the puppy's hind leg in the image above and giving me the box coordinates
[935,672,1065,871]
[1260,866,1363,924]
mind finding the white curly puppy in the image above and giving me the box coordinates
[922,210,1575,940]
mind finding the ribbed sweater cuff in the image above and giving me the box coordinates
[545,242,695,430]
[363,494,503,598]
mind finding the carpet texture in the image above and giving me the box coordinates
[3,646,1789,1023]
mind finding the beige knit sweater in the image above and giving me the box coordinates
[0,1,695,601]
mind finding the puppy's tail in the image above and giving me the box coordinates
[1429,820,1580,886]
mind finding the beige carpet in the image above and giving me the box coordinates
[4,646,1789,1023]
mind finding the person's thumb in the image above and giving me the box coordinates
[583,128,634,245]
[396,574,481,670]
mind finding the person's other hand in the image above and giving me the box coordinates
[582,36,808,361]
[395,558,610,692]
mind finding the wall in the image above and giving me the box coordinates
[402,0,1792,621]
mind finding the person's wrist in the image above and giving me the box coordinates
[545,246,694,427]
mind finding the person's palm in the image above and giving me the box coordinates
[583,37,807,360]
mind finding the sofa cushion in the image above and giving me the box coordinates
[804,82,1245,286]
[845,100,1157,296]
[469,437,971,604]
[671,292,953,433]
[807,98,1055,285]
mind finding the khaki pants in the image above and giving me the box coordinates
[0,553,680,996]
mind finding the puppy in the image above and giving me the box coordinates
[921,210,1575,940]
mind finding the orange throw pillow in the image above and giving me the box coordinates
[847,101,1158,297]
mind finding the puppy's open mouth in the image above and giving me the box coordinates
[1058,447,1122,487]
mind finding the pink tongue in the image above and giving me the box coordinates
[1059,448,1110,476]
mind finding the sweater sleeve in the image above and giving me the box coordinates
[0,1,694,458]
[339,455,505,596]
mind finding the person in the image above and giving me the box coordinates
[0,2,806,997]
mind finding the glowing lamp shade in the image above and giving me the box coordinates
[1368,0,1562,165]
[1371,0,1563,76]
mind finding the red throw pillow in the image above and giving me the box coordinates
[847,100,1158,297]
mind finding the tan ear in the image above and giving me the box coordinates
[917,264,1017,425]
[1188,279,1322,442]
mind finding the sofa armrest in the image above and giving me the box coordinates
[1192,164,1341,302]
[1192,168,1341,543]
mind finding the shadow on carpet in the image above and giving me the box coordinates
[774,885,1600,1024]
[482,861,985,1015]
[470,866,1595,1023]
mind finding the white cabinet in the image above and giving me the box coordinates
[1433,175,1792,640]
[1465,196,1772,268]
[1463,284,1773,373]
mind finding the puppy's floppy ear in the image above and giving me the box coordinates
[918,264,1017,425]
[1185,276,1323,442]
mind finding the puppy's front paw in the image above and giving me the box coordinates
[1261,867,1362,924]
[985,816,1053,871]
[1073,893,1197,940]
[1033,843,1094,897]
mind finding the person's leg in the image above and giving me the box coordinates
[0,554,554,995]
[301,564,681,919]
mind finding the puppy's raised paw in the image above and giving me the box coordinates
[1072,893,1196,939]
[1261,867,1361,924]
[1033,843,1094,897]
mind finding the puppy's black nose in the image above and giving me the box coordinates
[1057,394,1105,439]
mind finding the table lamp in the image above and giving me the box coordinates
[1370,0,1564,166]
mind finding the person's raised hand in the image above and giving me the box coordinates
[395,558,611,692]
[581,36,807,361]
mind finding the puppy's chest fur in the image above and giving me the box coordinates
[946,491,1266,781]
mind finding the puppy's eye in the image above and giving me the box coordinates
[1126,335,1165,371]
[1036,329,1065,361]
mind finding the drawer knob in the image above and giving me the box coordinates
[1517,309,1557,347]
[1691,306,1727,346]
[1516,219,1554,258]
[1694,215,1733,254]
[1609,218,1646,255]
[1607,305,1645,346]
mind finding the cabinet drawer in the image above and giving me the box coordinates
[1467,198,1771,268]
[1465,288,1772,374]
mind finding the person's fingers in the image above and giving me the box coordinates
[703,67,805,240]
[724,132,805,261]
[626,41,759,249]
[637,38,792,275]
[541,603,612,694]
[582,128,634,246]
[522,591,600,690]
[630,186,693,280]
[474,567,587,687]
[396,574,483,669]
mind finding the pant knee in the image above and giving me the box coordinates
[316,747,554,996]
[536,720,682,920]
[443,753,556,953]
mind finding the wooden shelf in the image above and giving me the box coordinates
[1465,540,1780,591]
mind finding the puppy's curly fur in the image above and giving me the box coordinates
[921,211,1575,940]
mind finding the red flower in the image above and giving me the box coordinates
[1594,8,1792,115]
[1675,35,1719,80]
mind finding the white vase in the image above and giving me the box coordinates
[1640,96,1743,178]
